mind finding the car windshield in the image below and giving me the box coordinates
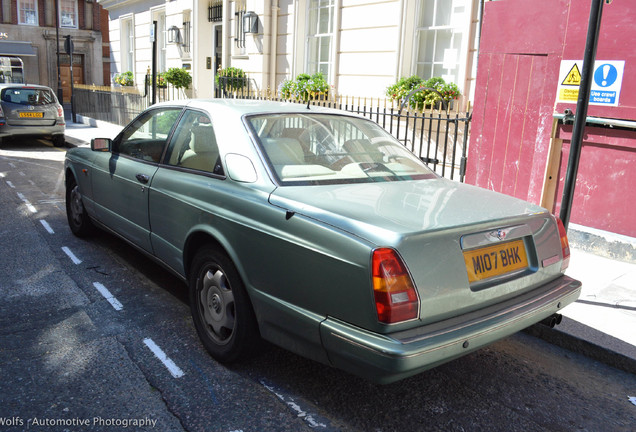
[1,87,56,106]
[247,113,436,185]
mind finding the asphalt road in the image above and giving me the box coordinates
[0,137,634,432]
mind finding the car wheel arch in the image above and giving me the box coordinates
[183,231,247,289]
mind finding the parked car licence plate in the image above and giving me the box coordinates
[463,239,528,283]
[19,112,44,118]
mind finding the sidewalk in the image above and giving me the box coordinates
[62,116,636,375]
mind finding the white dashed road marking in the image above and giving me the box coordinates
[40,219,55,234]
[93,282,123,311]
[61,246,82,265]
[143,338,185,378]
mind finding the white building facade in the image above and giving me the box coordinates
[100,0,483,107]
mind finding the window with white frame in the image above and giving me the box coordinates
[306,0,334,82]
[121,18,134,74]
[415,0,468,85]
[18,0,38,26]
[60,0,78,28]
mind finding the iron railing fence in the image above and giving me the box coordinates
[75,77,471,182]
[74,75,190,126]
[73,84,146,126]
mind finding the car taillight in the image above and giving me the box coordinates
[57,105,64,118]
[555,217,570,271]
[372,248,419,324]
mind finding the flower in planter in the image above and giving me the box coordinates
[114,71,134,86]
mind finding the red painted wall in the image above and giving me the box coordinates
[468,0,636,237]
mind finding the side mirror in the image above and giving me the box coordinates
[91,138,111,152]
[225,153,257,183]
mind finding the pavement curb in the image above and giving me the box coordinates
[525,318,636,375]
[568,224,636,264]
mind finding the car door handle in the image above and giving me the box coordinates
[135,173,150,184]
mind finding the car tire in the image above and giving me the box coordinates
[189,246,260,363]
[65,177,95,237]
[53,135,65,147]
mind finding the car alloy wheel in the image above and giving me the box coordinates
[199,268,235,344]
[65,178,94,237]
[189,247,260,363]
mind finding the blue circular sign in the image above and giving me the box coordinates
[594,64,618,88]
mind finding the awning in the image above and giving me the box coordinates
[0,41,36,57]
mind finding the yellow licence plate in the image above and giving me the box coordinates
[463,239,528,283]
[19,112,44,118]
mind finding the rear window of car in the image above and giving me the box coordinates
[1,88,56,106]
[247,113,437,185]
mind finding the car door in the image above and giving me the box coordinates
[91,107,182,253]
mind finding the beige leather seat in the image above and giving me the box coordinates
[263,137,305,165]
[180,124,219,172]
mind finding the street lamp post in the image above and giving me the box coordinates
[54,0,63,104]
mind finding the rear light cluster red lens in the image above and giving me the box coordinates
[372,248,419,324]
[57,105,64,118]
[555,217,570,271]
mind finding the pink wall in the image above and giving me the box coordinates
[468,0,636,237]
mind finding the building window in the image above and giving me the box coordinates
[306,0,334,82]
[60,0,78,28]
[121,17,134,74]
[183,11,192,54]
[415,0,468,85]
[18,0,38,26]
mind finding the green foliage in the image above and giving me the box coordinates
[216,67,246,91]
[114,71,134,86]
[278,72,329,101]
[386,75,461,110]
[156,72,167,88]
[163,67,192,89]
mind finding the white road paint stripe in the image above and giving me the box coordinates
[143,338,185,378]
[260,380,328,429]
[61,246,82,264]
[40,219,55,234]
[92,282,123,311]
[19,171,25,177]
[6,180,14,188]
[16,192,37,213]
[9,163,16,168]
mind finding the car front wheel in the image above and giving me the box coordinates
[189,246,260,363]
[65,178,95,237]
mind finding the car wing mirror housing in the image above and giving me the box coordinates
[225,153,257,183]
[91,138,111,152]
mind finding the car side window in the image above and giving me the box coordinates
[115,108,181,163]
[164,110,224,176]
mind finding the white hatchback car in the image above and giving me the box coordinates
[0,83,66,146]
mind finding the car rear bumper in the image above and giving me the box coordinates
[319,275,581,384]
[0,123,65,138]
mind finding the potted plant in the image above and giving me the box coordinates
[215,67,246,92]
[114,71,134,86]
[278,72,329,102]
[163,67,192,89]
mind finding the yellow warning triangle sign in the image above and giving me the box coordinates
[562,64,581,86]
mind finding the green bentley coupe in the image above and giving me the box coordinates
[64,100,581,384]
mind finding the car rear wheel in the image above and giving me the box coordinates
[66,178,95,237]
[189,246,260,363]
[52,135,65,147]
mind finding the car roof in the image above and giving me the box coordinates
[154,98,358,118]
[0,83,54,91]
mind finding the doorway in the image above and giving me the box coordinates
[59,54,84,103]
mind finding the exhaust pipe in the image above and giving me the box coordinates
[539,313,563,328]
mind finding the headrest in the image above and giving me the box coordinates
[190,124,217,154]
